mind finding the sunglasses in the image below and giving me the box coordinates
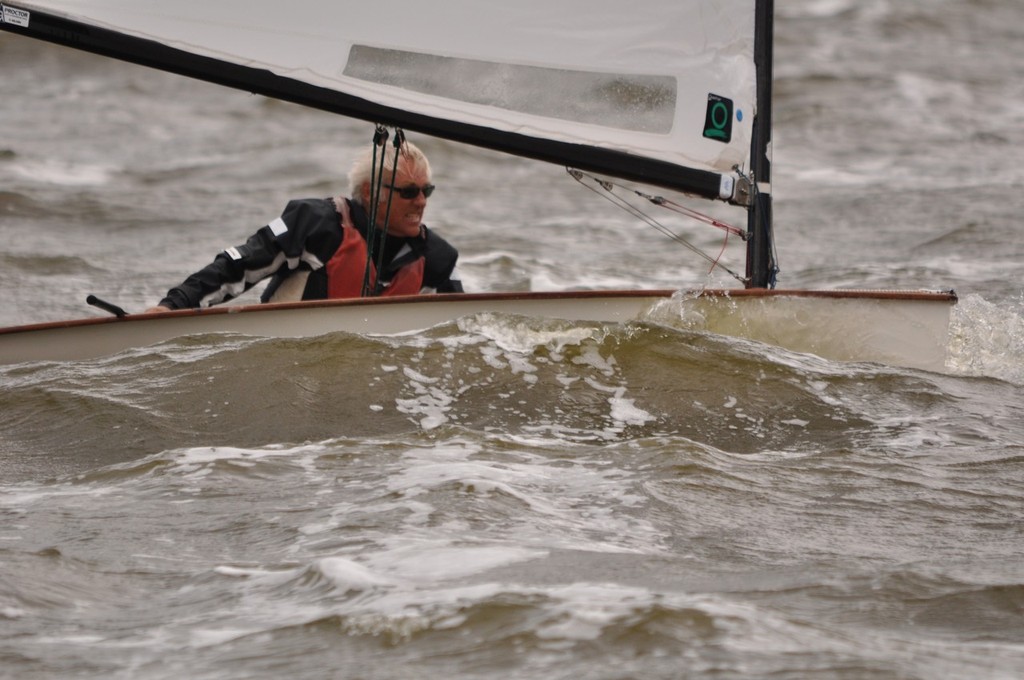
[384,183,435,199]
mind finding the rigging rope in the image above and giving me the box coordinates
[362,126,404,297]
[566,168,747,284]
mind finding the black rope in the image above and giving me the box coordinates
[361,127,387,296]
[373,130,405,294]
[362,127,408,296]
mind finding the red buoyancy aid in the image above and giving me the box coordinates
[325,199,425,299]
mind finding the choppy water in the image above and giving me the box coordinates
[2,1,1024,678]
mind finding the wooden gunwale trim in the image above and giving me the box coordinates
[0,288,957,337]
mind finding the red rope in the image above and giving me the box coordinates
[643,195,747,239]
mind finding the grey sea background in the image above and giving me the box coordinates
[2,0,1024,677]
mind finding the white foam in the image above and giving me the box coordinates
[364,542,547,583]
[389,460,557,514]
[369,441,666,555]
[534,583,653,641]
[11,159,113,186]
[458,313,601,354]
[395,387,453,430]
[894,72,970,115]
[1,606,26,619]
[402,366,439,384]
[573,345,617,376]
[608,394,655,427]
[947,293,1024,384]
[213,565,278,578]
[317,557,395,589]
[167,442,327,479]
[188,627,255,648]
[797,0,857,18]
[385,314,654,437]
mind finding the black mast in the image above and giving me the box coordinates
[745,0,776,288]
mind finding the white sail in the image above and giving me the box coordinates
[3,0,757,198]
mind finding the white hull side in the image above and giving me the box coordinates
[654,292,956,371]
[0,290,956,370]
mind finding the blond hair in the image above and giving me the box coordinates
[347,139,431,206]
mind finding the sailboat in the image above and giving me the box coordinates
[0,0,956,369]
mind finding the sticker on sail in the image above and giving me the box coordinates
[703,94,733,143]
[2,5,31,27]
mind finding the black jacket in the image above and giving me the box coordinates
[159,197,462,309]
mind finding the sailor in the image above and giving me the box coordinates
[143,138,462,313]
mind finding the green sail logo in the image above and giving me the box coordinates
[703,94,733,143]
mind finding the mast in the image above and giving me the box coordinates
[745,0,775,288]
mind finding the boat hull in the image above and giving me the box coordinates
[661,289,957,371]
[0,289,957,370]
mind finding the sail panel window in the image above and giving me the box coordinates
[345,46,676,134]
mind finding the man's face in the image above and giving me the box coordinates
[364,160,433,238]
